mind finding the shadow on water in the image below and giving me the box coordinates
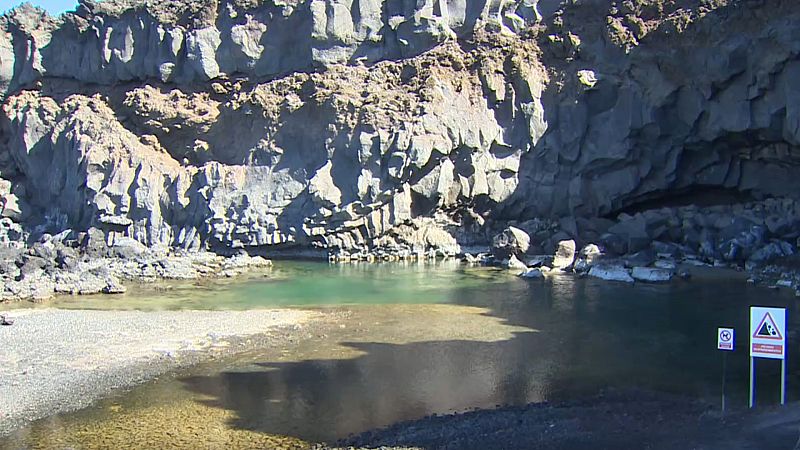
[176,270,800,444]
[181,336,543,443]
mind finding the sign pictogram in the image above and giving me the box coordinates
[717,327,734,351]
[753,313,782,339]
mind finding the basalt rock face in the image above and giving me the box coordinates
[500,0,800,222]
[0,0,799,260]
[0,0,544,94]
[0,3,547,256]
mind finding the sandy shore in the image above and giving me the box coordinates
[0,307,321,436]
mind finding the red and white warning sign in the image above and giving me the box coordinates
[750,306,786,359]
[717,327,734,351]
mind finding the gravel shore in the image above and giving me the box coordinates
[0,307,319,436]
[335,390,800,450]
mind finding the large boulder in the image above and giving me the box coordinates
[747,240,795,266]
[102,277,127,294]
[574,243,602,273]
[624,249,656,268]
[17,254,48,278]
[552,239,576,270]
[492,227,531,260]
[718,225,768,262]
[108,237,149,259]
[79,227,110,257]
[0,218,25,248]
[607,215,651,254]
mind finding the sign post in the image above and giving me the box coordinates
[749,306,787,408]
[717,327,734,412]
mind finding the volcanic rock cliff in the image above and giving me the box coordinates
[0,0,799,265]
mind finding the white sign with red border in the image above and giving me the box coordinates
[750,306,786,360]
[717,327,734,351]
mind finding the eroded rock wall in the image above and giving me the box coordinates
[0,0,799,260]
[0,25,547,255]
[0,0,543,94]
[501,0,800,222]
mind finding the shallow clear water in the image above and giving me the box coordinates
[24,260,500,310]
[4,261,800,448]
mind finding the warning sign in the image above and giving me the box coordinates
[750,307,786,360]
[717,327,734,351]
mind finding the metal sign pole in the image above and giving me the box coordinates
[781,358,786,405]
[749,357,755,409]
[721,351,727,413]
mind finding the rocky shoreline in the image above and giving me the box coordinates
[3,195,800,302]
[328,196,800,297]
[0,225,275,301]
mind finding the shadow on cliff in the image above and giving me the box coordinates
[493,0,799,227]
[174,271,793,445]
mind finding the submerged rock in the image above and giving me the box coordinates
[519,268,544,279]
[527,255,554,268]
[506,254,529,271]
[463,253,481,264]
[588,265,634,283]
[654,259,677,270]
[683,258,711,267]
[631,267,673,283]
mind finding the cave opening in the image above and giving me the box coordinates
[606,186,759,218]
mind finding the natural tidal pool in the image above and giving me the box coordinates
[3,261,800,449]
[16,260,504,310]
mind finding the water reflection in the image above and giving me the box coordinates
[181,335,549,442]
[170,270,800,443]
[3,263,800,448]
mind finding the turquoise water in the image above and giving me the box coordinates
[32,260,507,310]
[6,260,800,447]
